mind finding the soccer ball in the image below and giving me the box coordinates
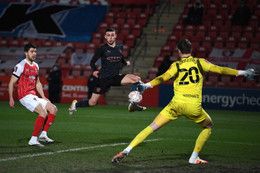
[128,91,142,104]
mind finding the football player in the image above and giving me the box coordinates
[9,43,57,147]
[112,39,258,164]
[69,28,146,115]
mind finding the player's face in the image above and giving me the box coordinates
[105,31,116,46]
[25,48,37,62]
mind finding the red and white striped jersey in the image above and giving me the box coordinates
[13,59,39,99]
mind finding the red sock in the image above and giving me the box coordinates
[32,116,45,137]
[43,113,56,132]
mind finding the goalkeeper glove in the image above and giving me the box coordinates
[137,82,152,94]
[238,69,258,80]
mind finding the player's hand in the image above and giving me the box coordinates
[9,98,15,108]
[42,97,50,102]
[244,69,258,80]
[93,71,99,78]
[126,61,131,66]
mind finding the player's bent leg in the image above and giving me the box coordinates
[189,112,213,164]
[68,93,101,115]
[89,93,101,106]
[29,104,48,147]
[121,74,141,85]
[28,115,45,147]
[112,114,170,163]
[45,102,58,115]
[130,114,170,148]
[39,102,56,143]
[152,113,171,130]
[34,103,48,118]
[112,126,153,163]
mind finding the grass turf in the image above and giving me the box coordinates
[0,101,260,173]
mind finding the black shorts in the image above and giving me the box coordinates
[94,74,126,94]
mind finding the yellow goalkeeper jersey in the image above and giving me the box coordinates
[150,56,238,103]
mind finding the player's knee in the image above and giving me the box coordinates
[49,105,58,115]
[38,109,48,117]
[149,122,160,132]
[89,100,97,107]
[205,121,213,129]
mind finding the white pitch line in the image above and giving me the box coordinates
[0,138,162,163]
[1,138,259,163]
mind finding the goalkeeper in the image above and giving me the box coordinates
[112,39,258,164]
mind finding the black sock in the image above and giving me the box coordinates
[76,99,89,107]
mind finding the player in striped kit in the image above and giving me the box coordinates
[112,39,257,164]
[9,43,57,147]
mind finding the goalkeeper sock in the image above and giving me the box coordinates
[193,128,212,154]
[32,116,45,137]
[129,126,154,148]
[76,99,89,107]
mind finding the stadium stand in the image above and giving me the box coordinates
[0,0,155,80]
[153,0,260,88]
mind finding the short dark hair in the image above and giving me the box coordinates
[24,43,36,52]
[105,28,116,33]
[177,39,192,54]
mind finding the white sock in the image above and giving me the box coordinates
[124,145,133,153]
[40,131,47,137]
[191,151,198,158]
[30,136,38,142]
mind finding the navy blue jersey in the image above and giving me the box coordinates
[90,43,127,79]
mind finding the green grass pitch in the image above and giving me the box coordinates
[0,101,259,172]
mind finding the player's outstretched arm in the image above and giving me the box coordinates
[237,69,258,80]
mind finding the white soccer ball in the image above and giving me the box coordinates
[128,91,142,104]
